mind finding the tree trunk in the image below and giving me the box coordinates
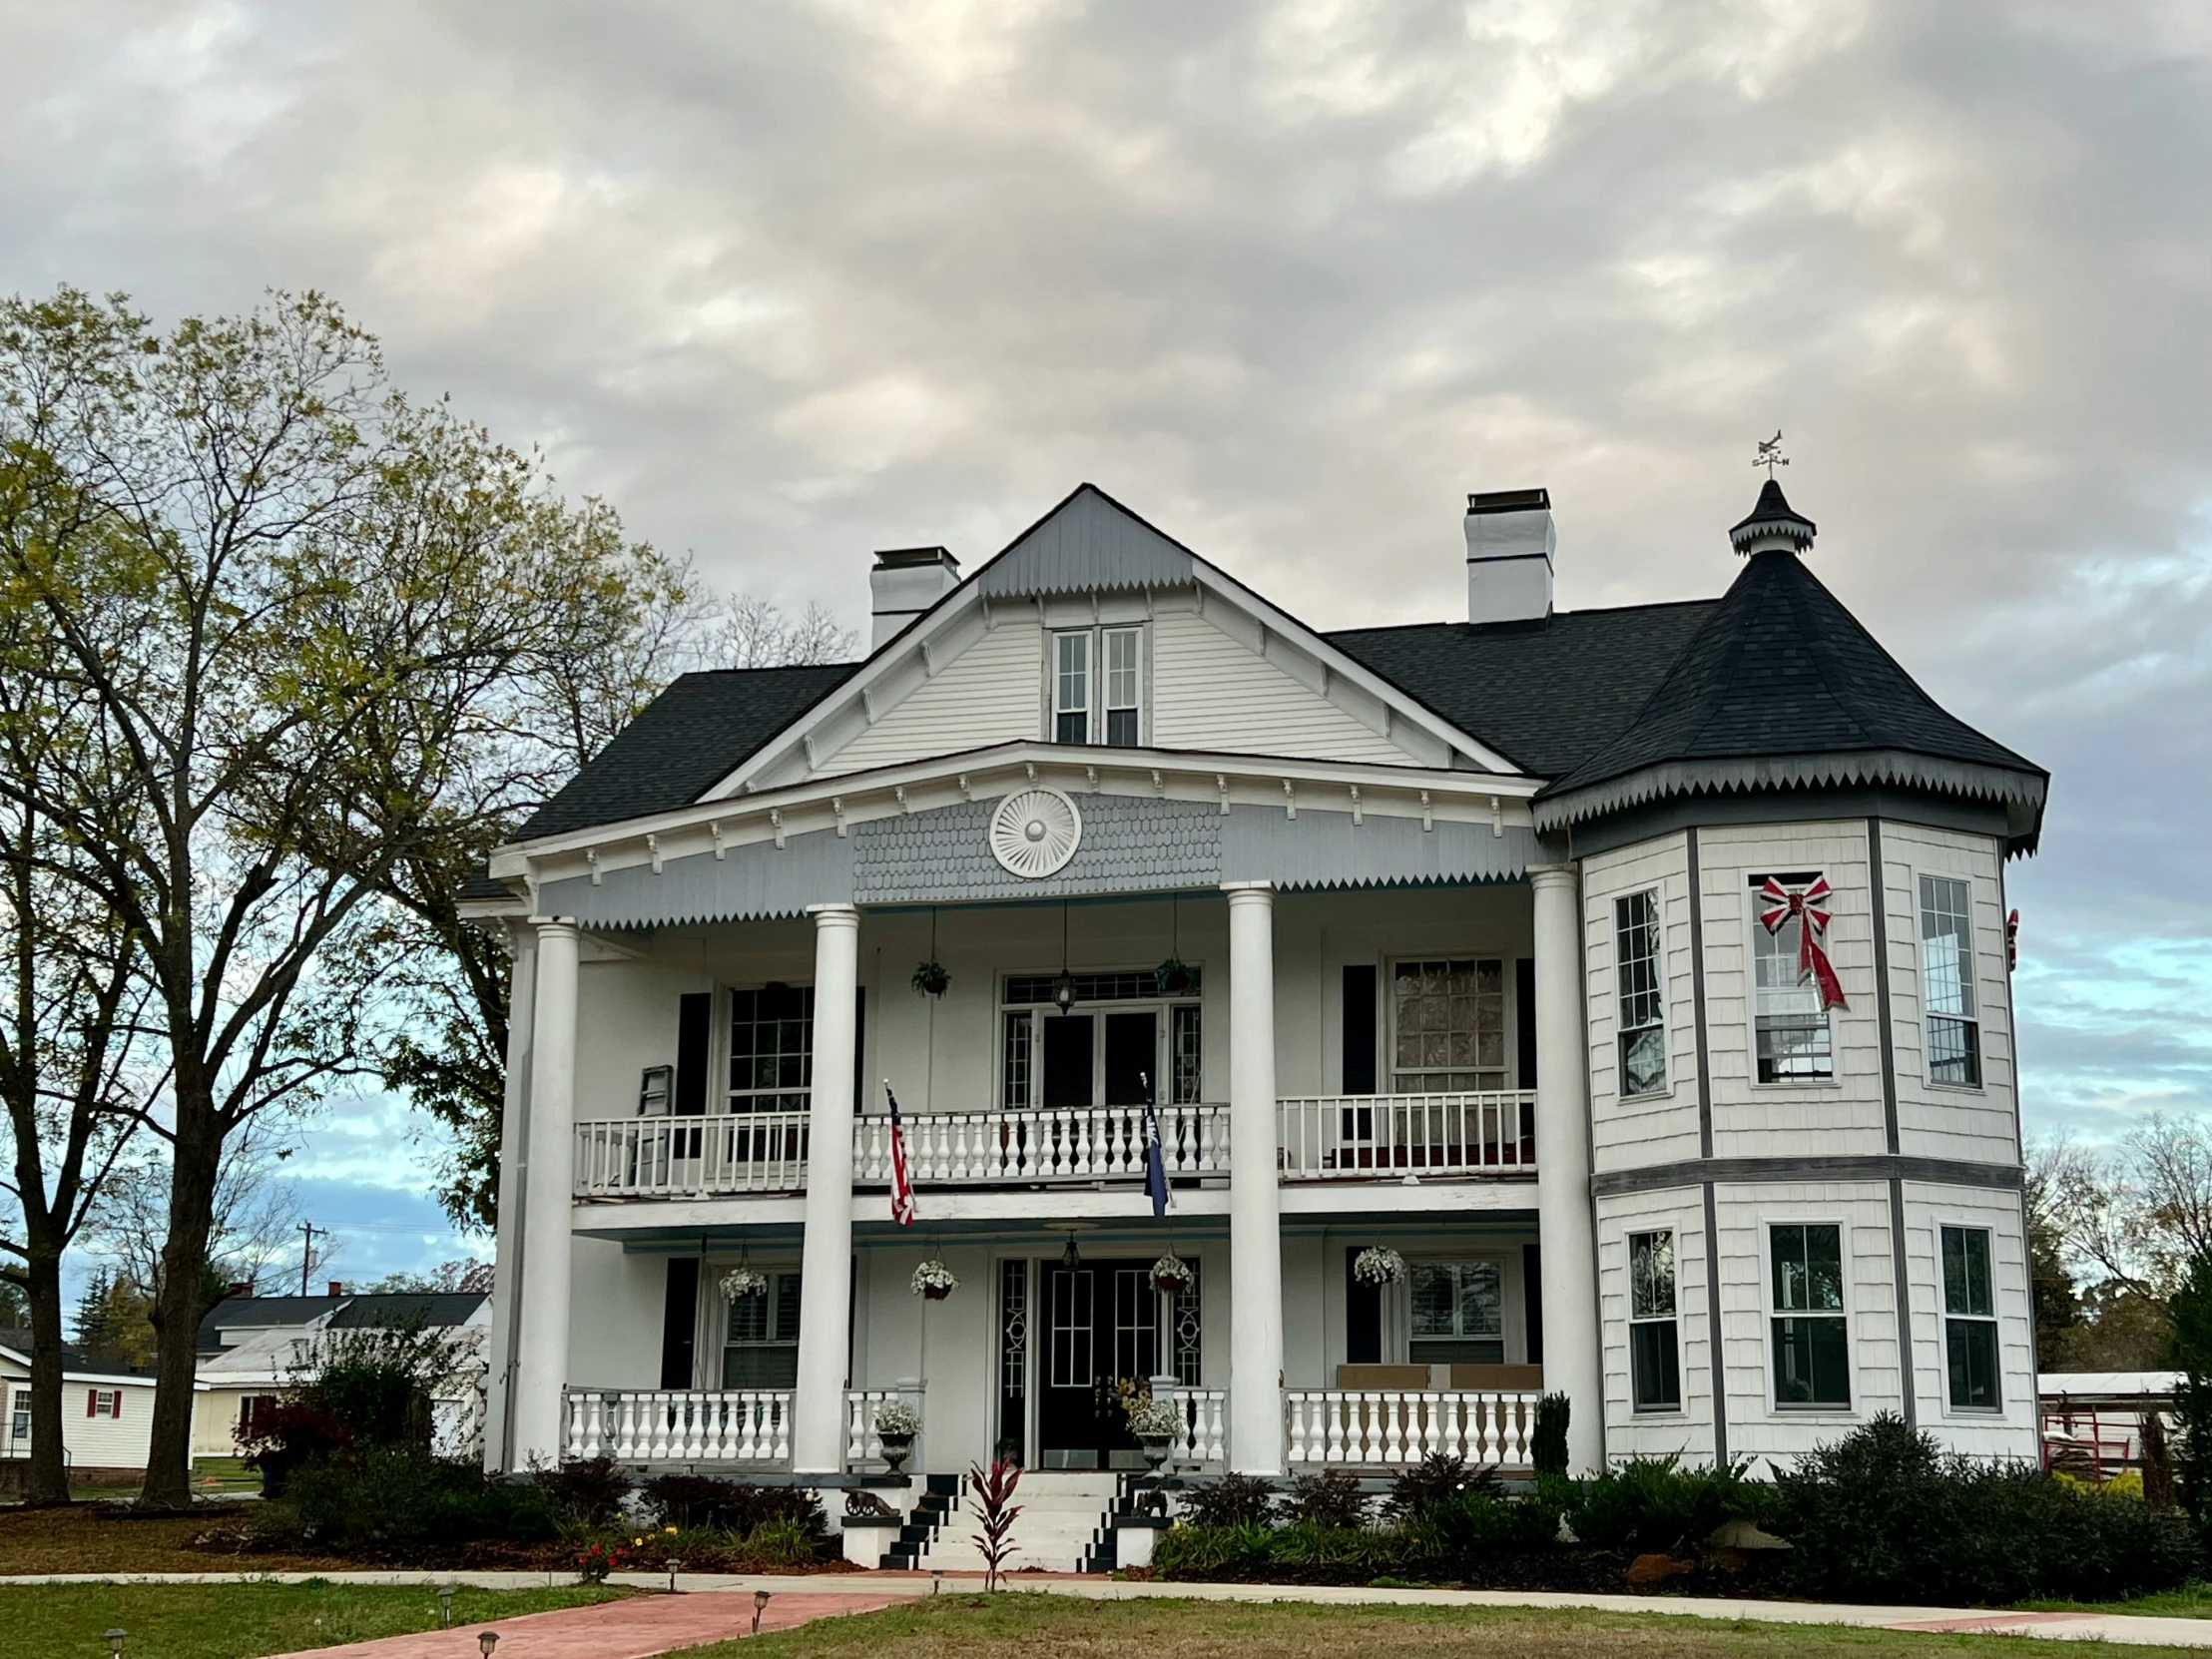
[137,1085,222,1511]
[22,1242,71,1505]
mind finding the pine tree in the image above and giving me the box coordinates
[72,1267,114,1357]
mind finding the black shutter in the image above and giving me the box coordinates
[1346,1247,1382,1364]
[1523,1243,1543,1366]
[1342,965,1378,1095]
[853,986,867,1112]
[1515,958,1537,1090]
[675,992,713,1115]
[660,1258,701,1387]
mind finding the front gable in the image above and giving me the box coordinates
[728,485,1513,796]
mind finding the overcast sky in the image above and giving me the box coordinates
[4,1,2208,1282]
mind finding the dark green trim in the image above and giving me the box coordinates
[1593,1155,2021,1198]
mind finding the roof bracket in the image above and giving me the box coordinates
[1349,785,1363,827]
[1419,790,1433,832]
[831,797,846,837]
[1490,795,1503,837]
[585,848,603,886]
[1282,779,1297,821]
[646,833,664,874]
[710,821,727,860]
[895,786,910,814]
[1217,775,1231,817]
[770,809,786,850]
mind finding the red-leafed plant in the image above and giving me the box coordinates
[576,1540,630,1583]
[966,1457,1022,1591]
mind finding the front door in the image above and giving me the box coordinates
[1037,1259,1160,1468]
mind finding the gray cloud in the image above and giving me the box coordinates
[3,0,2209,1148]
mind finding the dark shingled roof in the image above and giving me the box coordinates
[1327,601,1720,777]
[512,663,856,841]
[0,1329,159,1379]
[1546,543,2043,802]
[325,1292,487,1331]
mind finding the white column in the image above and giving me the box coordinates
[793,903,861,1473]
[512,918,579,1468]
[482,924,538,1472]
[1224,881,1285,1475]
[1531,863,1603,1473]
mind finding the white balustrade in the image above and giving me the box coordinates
[1283,1389,1540,1466]
[853,1103,1229,1187]
[572,1112,809,1198]
[1158,1387,1228,1465]
[561,1388,792,1463]
[844,1388,925,1466]
[1276,1093,1536,1180]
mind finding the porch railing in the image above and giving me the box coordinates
[1284,1388,1540,1466]
[844,1387,924,1466]
[573,1112,808,1198]
[1158,1386,1228,1465]
[855,1103,1229,1187]
[562,1387,792,1463]
[1276,1093,1536,1180]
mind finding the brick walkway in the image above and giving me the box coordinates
[260,1588,903,1659]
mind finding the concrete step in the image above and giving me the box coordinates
[911,1470,1126,1574]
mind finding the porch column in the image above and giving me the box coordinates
[1531,863,1603,1473]
[793,903,861,1474]
[1224,880,1285,1475]
[482,922,538,1472]
[512,918,579,1468]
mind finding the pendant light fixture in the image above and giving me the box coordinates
[1052,898,1077,1012]
[1060,1228,1082,1271]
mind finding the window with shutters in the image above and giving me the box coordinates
[1409,1258,1504,1365]
[723,1271,803,1387]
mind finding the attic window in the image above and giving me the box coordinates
[1052,626,1143,747]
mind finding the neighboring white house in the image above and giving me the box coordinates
[462,478,2046,1511]
[0,1333,165,1473]
[193,1290,491,1459]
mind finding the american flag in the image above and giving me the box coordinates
[885,1080,916,1226]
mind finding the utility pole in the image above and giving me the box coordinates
[298,1221,325,1297]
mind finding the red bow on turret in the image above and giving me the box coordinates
[1758,876,1848,1011]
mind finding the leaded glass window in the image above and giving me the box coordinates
[1390,960,1506,1093]
[1615,890,1666,1097]
[1628,1230,1681,1410]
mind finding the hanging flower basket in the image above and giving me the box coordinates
[719,1266,769,1302]
[911,959,950,997]
[1353,1246,1407,1287]
[1154,956,1197,996]
[1151,1253,1195,1295]
[911,1260,959,1301]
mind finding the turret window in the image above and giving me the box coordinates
[1614,890,1666,1097]
[1770,1222,1850,1407]
[1752,872,1834,1083]
[1628,1230,1682,1411]
[1919,876,1981,1088]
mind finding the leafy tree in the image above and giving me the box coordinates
[0,286,691,1507]
[2167,1249,2212,1521]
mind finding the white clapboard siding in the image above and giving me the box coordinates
[814,621,1044,777]
[1594,1184,1716,1460]
[1698,821,1889,1160]
[1879,823,2020,1166]
[1148,611,1428,766]
[1898,1181,2039,1457]
[1581,834,1702,1171]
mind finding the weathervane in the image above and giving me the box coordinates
[1754,430,1789,477]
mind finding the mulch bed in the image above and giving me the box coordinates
[1151,1547,1797,1598]
[0,1502,354,1575]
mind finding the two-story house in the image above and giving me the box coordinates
[463,477,2045,1530]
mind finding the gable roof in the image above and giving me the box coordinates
[325,1292,487,1331]
[509,663,856,842]
[1534,520,2046,843]
[975,483,1198,599]
[1326,601,1719,778]
[196,1290,488,1355]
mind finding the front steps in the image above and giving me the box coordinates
[903,1469,1128,1574]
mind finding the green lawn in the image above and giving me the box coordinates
[0,1579,624,1659]
[2023,1581,2212,1618]
[661,1593,2212,1659]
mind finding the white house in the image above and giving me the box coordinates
[0,1333,165,1475]
[464,478,2044,1535]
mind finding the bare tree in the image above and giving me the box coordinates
[90,1113,305,1306]
[2035,1118,2212,1302]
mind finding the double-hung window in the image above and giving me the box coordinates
[1941,1225,2000,1410]
[724,1271,803,1387]
[1753,873,1834,1083]
[1628,1230,1682,1410]
[1615,890,1666,1097]
[1409,1258,1504,1365]
[1052,626,1143,746]
[1770,1223,1850,1406]
[729,985,813,1111]
[1920,876,1981,1087]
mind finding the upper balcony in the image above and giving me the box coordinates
[571,1090,1535,1203]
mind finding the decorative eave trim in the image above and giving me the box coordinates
[1532,749,2048,836]
[489,739,1541,889]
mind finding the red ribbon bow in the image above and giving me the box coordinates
[1758,876,1848,1011]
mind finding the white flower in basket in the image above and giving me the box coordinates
[1126,1393,1185,1439]
[1353,1246,1407,1286]
[872,1398,922,1438]
[1151,1254,1194,1294]
[911,1260,959,1300]
[719,1266,769,1302]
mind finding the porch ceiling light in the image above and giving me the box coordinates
[1052,969,1077,1012]
[1061,1232,1082,1271]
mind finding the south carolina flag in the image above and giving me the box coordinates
[884,1080,917,1226]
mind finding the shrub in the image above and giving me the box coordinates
[1180,1471,1278,1528]
[301,1323,461,1449]
[639,1474,825,1536]
[1154,1519,1276,1580]
[1564,1454,1769,1554]
[1382,1453,1499,1521]
[1531,1393,1570,1477]
[534,1456,634,1527]
[238,1401,354,1497]
[1776,1415,2201,1605]
[283,1447,561,1557]
[1397,1487,1533,1573]
[1285,1467,1369,1529]
[746,1516,825,1567]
